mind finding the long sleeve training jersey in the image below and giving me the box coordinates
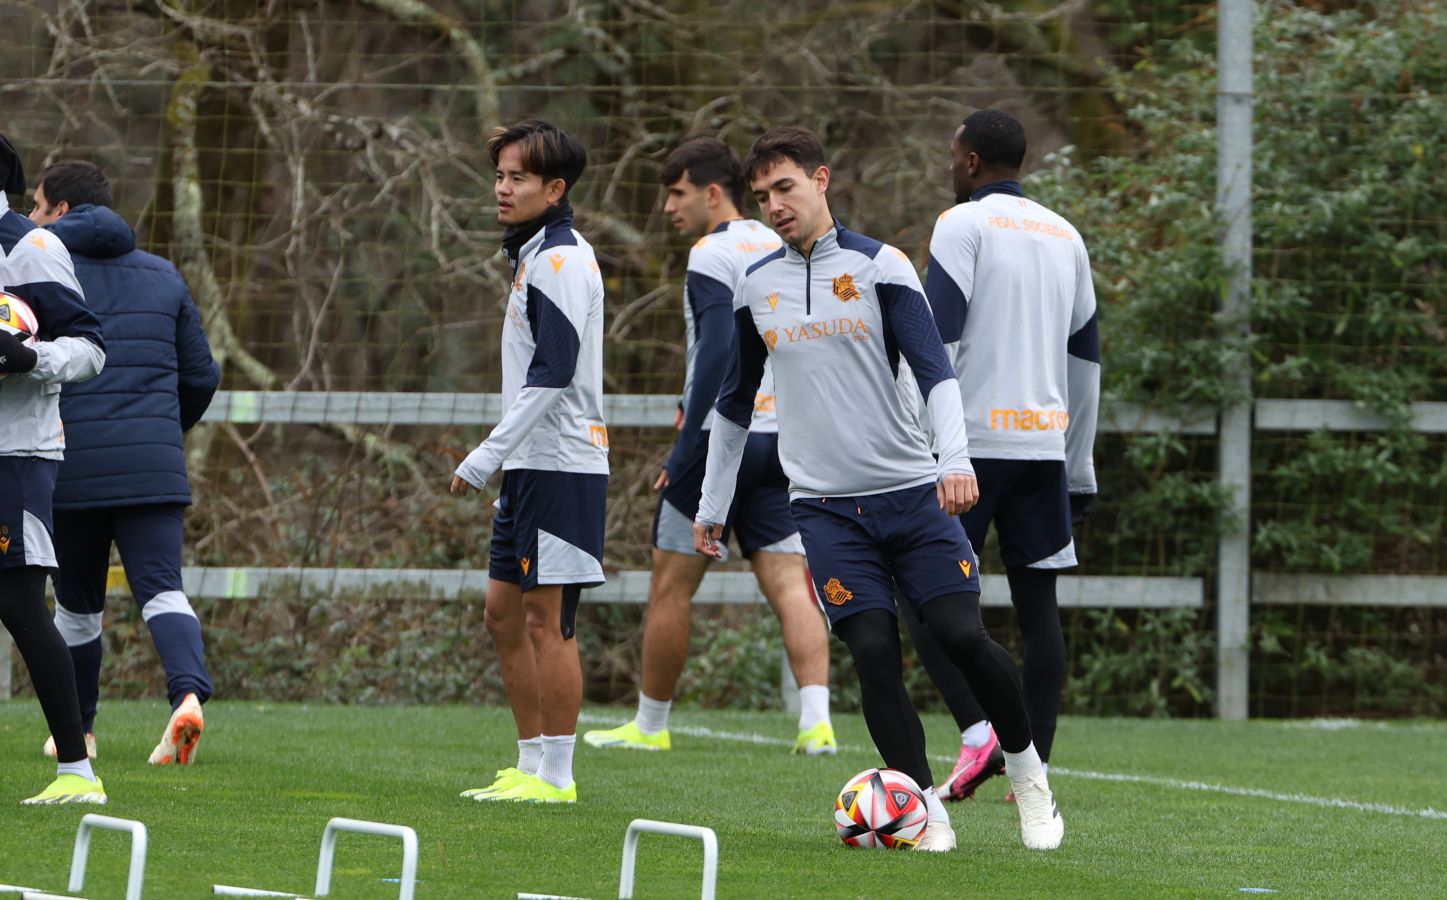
[697,221,971,524]
[926,183,1100,495]
[667,219,782,476]
[1,195,106,459]
[455,216,608,485]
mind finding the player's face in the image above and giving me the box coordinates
[750,159,830,247]
[494,142,564,226]
[27,184,66,226]
[662,173,711,237]
[950,124,979,204]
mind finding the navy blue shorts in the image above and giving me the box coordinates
[490,468,607,592]
[790,483,981,628]
[53,504,186,613]
[963,459,1075,569]
[653,431,802,559]
[0,457,58,570]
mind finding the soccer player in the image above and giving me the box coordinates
[911,110,1100,802]
[583,137,835,756]
[0,132,109,804]
[28,160,220,766]
[451,120,607,804]
[694,126,1064,851]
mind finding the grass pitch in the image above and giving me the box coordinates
[1,702,1443,898]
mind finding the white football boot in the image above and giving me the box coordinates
[1011,770,1064,850]
[913,821,958,852]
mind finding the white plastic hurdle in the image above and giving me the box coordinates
[316,818,417,900]
[213,817,416,900]
[618,819,718,900]
[0,815,148,900]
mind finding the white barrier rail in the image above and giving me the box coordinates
[103,568,1202,608]
[202,391,1447,435]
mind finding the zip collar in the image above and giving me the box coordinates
[783,218,846,262]
[971,180,1025,202]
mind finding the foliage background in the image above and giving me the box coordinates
[2,0,1442,717]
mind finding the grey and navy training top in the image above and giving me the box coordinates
[667,218,782,476]
[454,216,608,485]
[696,221,971,523]
[0,193,106,459]
[926,182,1100,495]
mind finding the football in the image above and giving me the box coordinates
[0,290,39,379]
[833,767,929,849]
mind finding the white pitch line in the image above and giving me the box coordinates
[578,713,1447,822]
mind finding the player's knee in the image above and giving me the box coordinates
[483,602,524,643]
[54,605,103,647]
[920,594,991,658]
[837,621,897,674]
[521,595,563,643]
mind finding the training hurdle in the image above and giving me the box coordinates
[213,817,417,900]
[517,818,719,900]
[619,819,718,900]
[0,814,147,900]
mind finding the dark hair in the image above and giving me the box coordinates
[0,133,24,194]
[660,137,747,211]
[37,160,113,208]
[743,126,827,183]
[486,119,587,194]
[958,109,1027,171]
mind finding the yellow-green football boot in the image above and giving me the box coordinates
[22,774,107,805]
[582,720,671,751]
[462,767,530,800]
[794,721,838,756]
[488,774,577,804]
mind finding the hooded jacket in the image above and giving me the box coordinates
[45,204,218,509]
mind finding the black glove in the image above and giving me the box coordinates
[1069,492,1097,531]
[0,329,38,374]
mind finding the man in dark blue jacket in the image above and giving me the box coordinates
[29,160,220,766]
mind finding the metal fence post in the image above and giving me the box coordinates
[1216,0,1254,720]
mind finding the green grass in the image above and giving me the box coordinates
[2,702,1444,898]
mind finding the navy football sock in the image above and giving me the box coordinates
[67,636,103,732]
[145,611,212,708]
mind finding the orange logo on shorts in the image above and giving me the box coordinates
[959,560,972,578]
[0,525,10,555]
[520,557,531,576]
[822,577,853,606]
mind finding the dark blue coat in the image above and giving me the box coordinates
[47,204,219,510]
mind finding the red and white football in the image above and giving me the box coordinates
[833,767,929,849]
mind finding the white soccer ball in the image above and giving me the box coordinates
[0,291,39,379]
[833,767,929,849]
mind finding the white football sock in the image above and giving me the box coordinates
[1002,741,1046,783]
[797,684,831,731]
[517,737,543,775]
[923,786,950,824]
[636,693,671,735]
[538,734,576,789]
[962,720,993,748]
[57,759,96,782]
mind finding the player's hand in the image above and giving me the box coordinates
[937,472,979,516]
[653,468,670,491]
[0,329,38,373]
[693,521,724,558]
[674,406,685,431]
[450,474,479,496]
[1069,492,1097,530]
